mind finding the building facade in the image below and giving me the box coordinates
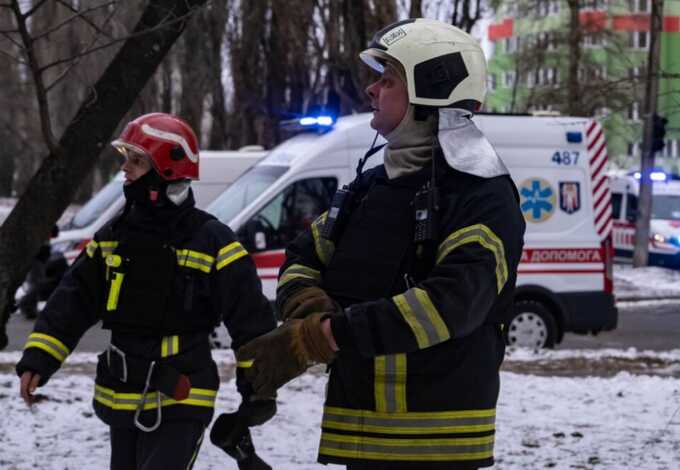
[486,0,680,170]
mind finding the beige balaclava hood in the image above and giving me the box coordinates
[382,62,437,180]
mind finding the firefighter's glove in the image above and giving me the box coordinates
[236,313,336,397]
[281,286,340,321]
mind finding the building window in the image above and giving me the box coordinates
[628,67,641,80]
[629,0,651,13]
[487,73,497,91]
[583,33,604,48]
[504,71,516,87]
[581,0,607,10]
[629,31,650,49]
[504,37,514,53]
[537,0,550,17]
[550,0,561,14]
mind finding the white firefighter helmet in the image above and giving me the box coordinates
[360,18,487,110]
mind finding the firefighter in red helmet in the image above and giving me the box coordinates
[16,113,276,469]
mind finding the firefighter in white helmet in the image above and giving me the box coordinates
[17,113,276,469]
[238,18,526,469]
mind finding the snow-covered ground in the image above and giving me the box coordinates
[615,264,680,300]
[1,350,678,469]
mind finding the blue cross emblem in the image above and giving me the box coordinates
[520,178,555,223]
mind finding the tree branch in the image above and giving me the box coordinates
[33,1,117,42]
[10,0,57,153]
[0,47,24,63]
[20,0,48,19]
[39,8,197,75]
[1,31,23,50]
[45,2,121,93]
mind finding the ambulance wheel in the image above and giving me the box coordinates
[506,300,557,349]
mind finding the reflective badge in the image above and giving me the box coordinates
[519,178,555,223]
[559,181,581,214]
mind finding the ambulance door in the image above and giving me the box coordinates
[237,173,340,300]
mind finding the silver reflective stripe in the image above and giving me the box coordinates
[310,212,335,266]
[216,242,248,270]
[392,288,450,349]
[279,263,321,287]
[177,250,214,273]
[322,407,495,434]
[94,385,217,410]
[24,333,70,362]
[374,354,406,413]
[320,432,494,460]
[403,289,445,346]
[436,224,508,293]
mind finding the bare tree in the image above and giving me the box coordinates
[0,0,209,349]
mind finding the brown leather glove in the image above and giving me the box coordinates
[236,313,337,397]
[281,286,340,321]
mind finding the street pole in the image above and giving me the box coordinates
[633,0,664,267]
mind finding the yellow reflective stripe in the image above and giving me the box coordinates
[98,241,119,258]
[392,288,450,349]
[310,212,335,266]
[106,272,124,311]
[375,354,407,413]
[94,385,217,410]
[278,263,321,288]
[86,240,98,258]
[320,432,494,461]
[216,242,248,270]
[24,333,71,363]
[436,224,508,293]
[237,360,254,368]
[161,336,179,358]
[177,249,214,273]
[322,406,495,435]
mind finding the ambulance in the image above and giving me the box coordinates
[207,113,617,349]
[610,172,680,268]
[52,149,266,264]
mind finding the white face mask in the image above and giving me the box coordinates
[166,180,191,206]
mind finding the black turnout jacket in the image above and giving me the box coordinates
[17,191,275,428]
[277,154,525,469]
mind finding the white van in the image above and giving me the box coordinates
[207,113,617,348]
[610,173,680,268]
[52,149,266,263]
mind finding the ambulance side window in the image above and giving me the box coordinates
[611,193,623,219]
[239,177,338,252]
[626,194,638,222]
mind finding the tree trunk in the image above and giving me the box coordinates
[207,0,229,150]
[566,0,583,116]
[179,11,209,139]
[0,0,209,350]
[633,0,665,267]
[409,0,423,18]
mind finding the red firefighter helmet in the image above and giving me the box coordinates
[112,113,199,180]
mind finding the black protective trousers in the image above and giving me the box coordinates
[346,463,480,470]
[110,419,205,470]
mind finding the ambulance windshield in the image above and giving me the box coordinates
[69,177,124,229]
[207,165,288,226]
[652,195,680,220]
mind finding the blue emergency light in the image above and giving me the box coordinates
[566,131,582,143]
[299,115,334,127]
[280,114,336,133]
[633,171,667,182]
